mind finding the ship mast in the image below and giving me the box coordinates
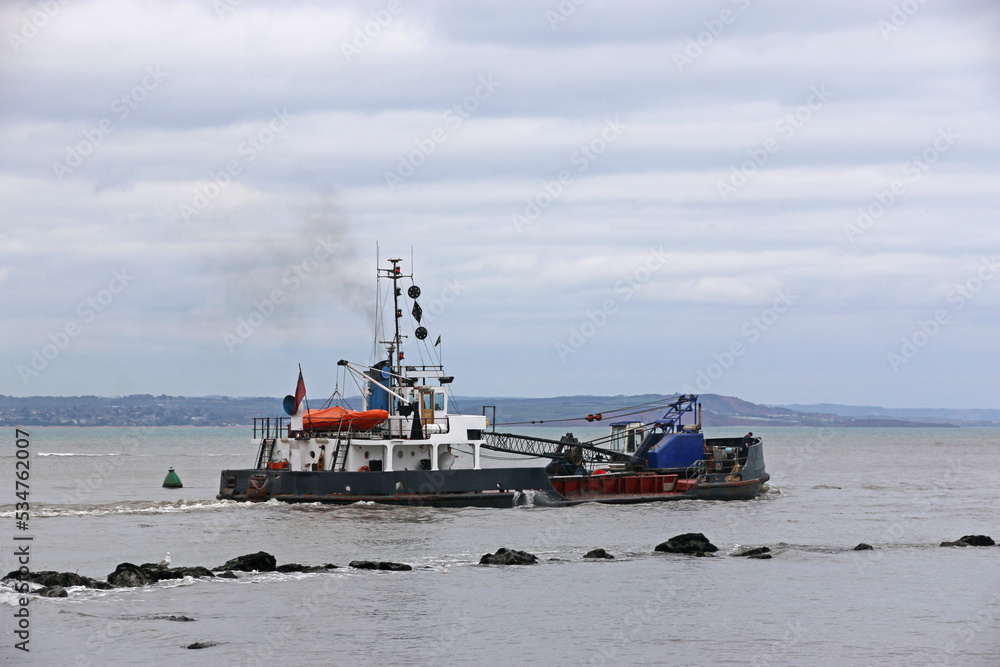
[377,257,409,417]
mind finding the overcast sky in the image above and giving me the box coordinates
[2,0,998,408]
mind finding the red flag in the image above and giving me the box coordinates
[294,370,306,414]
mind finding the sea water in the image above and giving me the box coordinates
[2,426,998,665]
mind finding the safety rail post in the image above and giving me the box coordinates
[483,406,497,432]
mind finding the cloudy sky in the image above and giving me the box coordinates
[2,0,998,408]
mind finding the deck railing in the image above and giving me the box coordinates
[253,417,289,440]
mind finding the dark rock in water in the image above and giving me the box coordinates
[854,543,874,551]
[37,585,68,598]
[654,533,719,555]
[350,561,378,570]
[349,561,412,571]
[583,549,614,560]
[144,615,196,622]
[187,642,218,649]
[377,562,412,571]
[692,551,715,558]
[107,563,156,588]
[180,566,215,579]
[216,570,238,579]
[941,535,995,547]
[148,565,216,581]
[747,553,773,559]
[276,563,339,573]
[108,563,215,587]
[733,546,771,558]
[213,552,277,573]
[479,548,538,565]
[32,572,91,588]
[4,570,111,590]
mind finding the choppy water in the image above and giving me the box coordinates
[2,426,999,665]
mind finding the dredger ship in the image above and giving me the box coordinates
[219,257,769,507]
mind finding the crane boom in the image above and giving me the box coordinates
[481,431,642,466]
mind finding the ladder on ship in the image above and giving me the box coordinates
[256,438,276,469]
[329,436,350,471]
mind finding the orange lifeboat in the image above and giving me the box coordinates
[304,406,389,431]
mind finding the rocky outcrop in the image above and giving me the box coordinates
[479,548,538,565]
[37,586,68,597]
[940,535,995,547]
[276,563,339,573]
[187,642,218,649]
[732,546,771,558]
[349,561,412,571]
[107,563,155,588]
[107,563,215,588]
[2,570,111,590]
[853,543,874,551]
[654,533,719,555]
[6,551,343,595]
[583,549,614,559]
[213,552,277,572]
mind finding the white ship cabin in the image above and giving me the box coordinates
[607,422,648,454]
[259,364,488,474]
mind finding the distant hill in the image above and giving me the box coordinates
[780,403,1000,427]
[456,394,960,429]
[0,393,985,428]
[0,394,280,427]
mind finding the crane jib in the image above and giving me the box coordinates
[481,431,643,465]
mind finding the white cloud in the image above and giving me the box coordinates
[1,0,998,406]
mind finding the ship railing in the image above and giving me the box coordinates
[253,417,289,440]
[376,416,449,439]
[685,459,707,479]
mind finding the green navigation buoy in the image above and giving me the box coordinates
[162,467,183,488]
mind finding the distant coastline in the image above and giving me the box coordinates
[2,393,997,428]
